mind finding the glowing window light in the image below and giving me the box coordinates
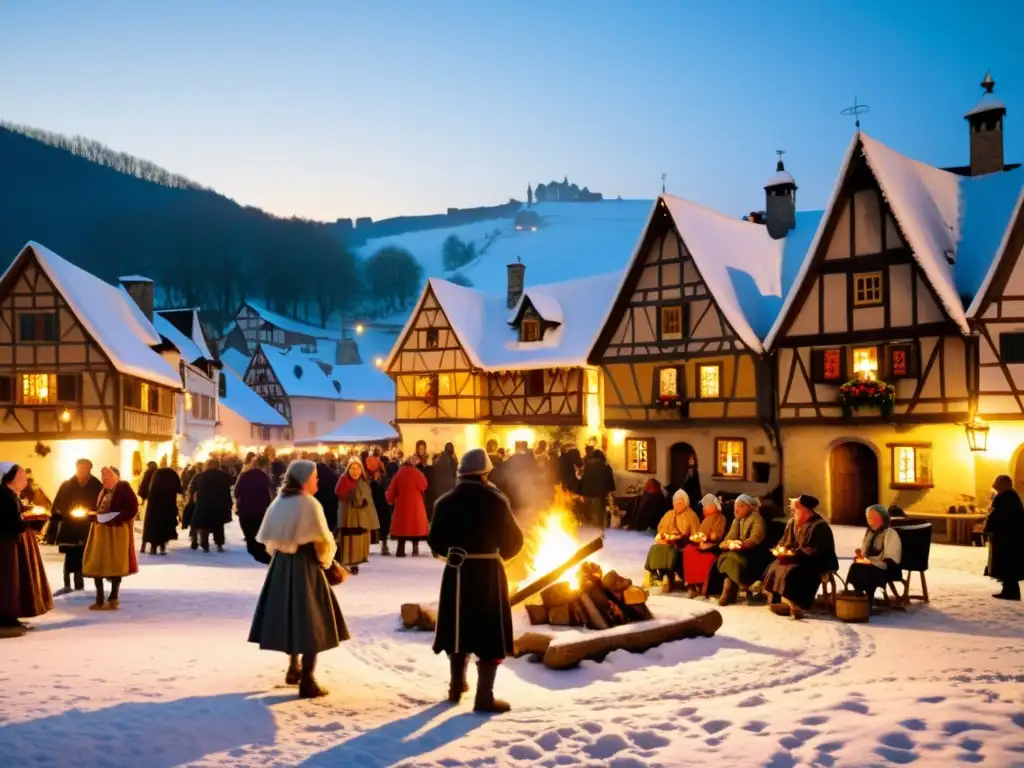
[853,347,878,380]
[699,365,720,398]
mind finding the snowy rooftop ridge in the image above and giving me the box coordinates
[219,366,288,427]
[244,300,341,341]
[764,133,1024,349]
[387,271,626,373]
[154,309,215,365]
[118,274,153,283]
[966,181,1024,317]
[295,414,399,446]
[261,344,395,401]
[3,243,182,389]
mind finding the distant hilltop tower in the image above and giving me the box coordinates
[527,183,533,207]
[533,177,603,203]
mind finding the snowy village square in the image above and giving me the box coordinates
[2,3,1024,767]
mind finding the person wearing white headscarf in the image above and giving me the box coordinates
[680,493,728,598]
[715,493,768,606]
[249,460,349,699]
[644,489,700,592]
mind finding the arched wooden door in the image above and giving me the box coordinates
[1013,448,1024,493]
[669,442,697,488]
[829,442,879,526]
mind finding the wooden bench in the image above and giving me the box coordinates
[901,512,984,546]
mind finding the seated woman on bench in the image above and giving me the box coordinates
[846,504,902,604]
[644,489,699,592]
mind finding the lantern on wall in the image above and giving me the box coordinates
[964,415,990,452]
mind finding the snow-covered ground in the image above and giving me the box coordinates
[1,525,1022,767]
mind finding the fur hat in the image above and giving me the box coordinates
[458,448,493,477]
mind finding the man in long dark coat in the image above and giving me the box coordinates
[235,456,276,564]
[190,458,234,553]
[430,443,458,507]
[48,459,103,595]
[986,475,1024,600]
[761,494,837,619]
[428,448,524,714]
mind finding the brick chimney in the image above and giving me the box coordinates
[335,338,361,365]
[119,275,154,322]
[965,72,1007,177]
[764,151,796,240]
[507,258,525,310]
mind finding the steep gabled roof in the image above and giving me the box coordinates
[0,242,181,389]
[261,345,395,401]
[153,309,216,367]
[764,133,1023,349]
[386,272,623,373]
[243,301,340,340]
[219,366,288,427]
[965,177,1024,317]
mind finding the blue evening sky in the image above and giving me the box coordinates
[2,1,1022,222]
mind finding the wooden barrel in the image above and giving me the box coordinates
[835,593,870,623]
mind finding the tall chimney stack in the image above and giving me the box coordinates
[120,275,154,322]
[965,72,1007,177]
[764,150,797,240]
[507,258,525,310]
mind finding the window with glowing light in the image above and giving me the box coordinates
[20,373,55,405]
[414,374,438,405]
[625,438,654,473]
[714,438,745,479]
[698,364,721,399]
[658,368,679,398]
[890,444,932,488]
[852,347,879,380]
[853,272,884,307]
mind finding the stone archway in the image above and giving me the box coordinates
[829,441,879,526]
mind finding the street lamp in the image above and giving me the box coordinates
[964,415,990,452]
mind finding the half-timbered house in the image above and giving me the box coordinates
[242,343,394,444]
[588,180,821,496]
[384,265,620,455]
[766,119,1023,523]
[217,365,292,446]
[0,243,182,493]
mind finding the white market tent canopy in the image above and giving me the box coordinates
[295,414,399,447]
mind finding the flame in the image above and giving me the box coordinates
[70,507,88,519]
[517,489,595,589]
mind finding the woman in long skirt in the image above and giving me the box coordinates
[141,466,181,555]
[82,467,139,610]
[334,459,379,574]
[249,460,349,699]
[0,463,53,634]
[846,504,902,603]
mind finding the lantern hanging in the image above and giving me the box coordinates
[964,415,990,452]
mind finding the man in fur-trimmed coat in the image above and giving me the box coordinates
[429,448,523,713]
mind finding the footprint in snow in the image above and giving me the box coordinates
[701,720,731,735]
[675,707,698,717]
[1010,713,1024,729]
[580,721,602,735]
[943,721,997,736]
[607,759,648,768]
[800,715,829,726]
[874,746,920,765]
[507,744,543,761]
[535,732,561,751]
[835,699,871,715]
[880,732,916,751]
[738,694,767,708]
[900,719,928,732]
[627,730,670,750]
[742,720,769,733]
[959,737,983,753]
[581,734,628,759]
[778,728,819,750]
[957,753,984,764]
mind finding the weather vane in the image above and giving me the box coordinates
[841,96,870,130]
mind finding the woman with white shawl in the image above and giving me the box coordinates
[248,460,349,699]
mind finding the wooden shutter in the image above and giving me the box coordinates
[999,332,1024,364]
[0,376,12,403]
[886,343,918,379]
[56,374,78,402]
[811,348,846,383]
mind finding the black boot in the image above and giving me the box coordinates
[55,571,73,597]
[473,661,510,713]
[73,571,84,591]
[396,541,407,558]
[298,653,328,699]
[412,541,420,557]
[448,653,469,703]
[381,540,391,556]
[285,654,301,685]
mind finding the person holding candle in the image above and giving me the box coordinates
[48,459,103,595]
[0,463,53,634]
[82,467,139,610]
[846,504,902,605]
[714,493,768,606]
[644,489,700,593]
[681,493,728,598]
[761,495,838,619]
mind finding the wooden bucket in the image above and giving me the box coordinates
[835,592,870,623]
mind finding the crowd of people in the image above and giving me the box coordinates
[1,440,1021,711]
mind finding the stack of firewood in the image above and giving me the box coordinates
[524,562,652,629]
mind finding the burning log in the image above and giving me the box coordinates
[623,586,648,606]
[541,582,576,608]
[510,536,603,607]
[525,604,550,625]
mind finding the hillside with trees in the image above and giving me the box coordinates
[0,124,362,333]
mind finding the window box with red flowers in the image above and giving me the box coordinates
[656,394,682,409]
[838,378,895,419]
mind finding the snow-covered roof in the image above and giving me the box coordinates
[261,345,394,401]
[220,347,250,377]
[118,274,153,283]
[607,196,821,353]
[965,93,1006,118]
[765,170,796,188]
[387,271,625,372]
[219,366,288,427]
[2,243,182,389]
[244,301,340,340]
[153,309,214,365]
[507,289,565,325]
[765,133,1024,349]
[294,414,398,446]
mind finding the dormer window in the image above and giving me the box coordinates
[521,318,541,342]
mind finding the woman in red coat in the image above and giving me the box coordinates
[386,456,429,557]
